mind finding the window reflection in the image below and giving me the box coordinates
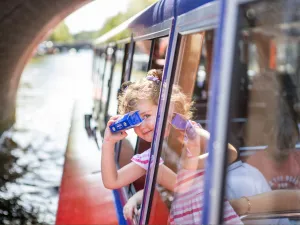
[227,0,300,223]
[149,31,217,224]
[151,37,168,69]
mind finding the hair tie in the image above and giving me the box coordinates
[146,76,160,84]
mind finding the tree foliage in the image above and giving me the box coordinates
[96,0,157,41]
[48,22,73,43]
[71,0,158,42]
[73,30,99,41]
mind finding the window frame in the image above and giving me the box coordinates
[137,2,220,225]
[216,0,300,223]
[199,0,277,224]
[115,34,171,200]
[92,47,107,121]
[97,46,115,132]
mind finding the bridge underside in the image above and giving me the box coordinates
[0,0,90,133]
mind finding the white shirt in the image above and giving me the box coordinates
[226,160,290,225]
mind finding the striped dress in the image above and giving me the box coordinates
[169,169,243,225]
[131,150,243,225]
[131,149,164,170]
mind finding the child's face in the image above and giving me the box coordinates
[134,100,158,142]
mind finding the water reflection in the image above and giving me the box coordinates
[0,51,93,224]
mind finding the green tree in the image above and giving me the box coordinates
[48,22,73,43]
[96,0,158,41]
[125,0,157,17]
[67,0,157,42]
[73,30,99,41]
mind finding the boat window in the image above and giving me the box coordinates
[118,37,170,197]
[107,44,126,118]
[120,43,129,84]
[148,30,215,224]
[114,41,139,194]
[98,46,116,132]
[130,36,170,157]
[150,37,169,70]
[131,40,152,82]
[92,48,106,84]
[92,48,106,120]
[225,0,300,223]
[119,40,153,164]
[116,40,152,195]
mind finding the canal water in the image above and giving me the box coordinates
[0,50,93,225]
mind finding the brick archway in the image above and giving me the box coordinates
[0,0,91,133]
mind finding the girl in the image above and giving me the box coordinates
[101,69,241,224]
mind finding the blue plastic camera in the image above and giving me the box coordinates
[109,111,143,133]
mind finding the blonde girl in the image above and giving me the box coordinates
[101,69,236,190]
[101,69,241,224]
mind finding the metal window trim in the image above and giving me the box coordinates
[177,1,219,32]
[138,5,222,223]
[132,18,172,41]
[124,35,135,82]
[133,29,170,42]
[95,19,172,50]
[147,39,156,71]
[104,46,118,123]
[138,18,179,225]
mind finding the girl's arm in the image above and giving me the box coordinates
[122,166,176,220]
[101,142,146,189]
[157,164,177,192]
[230,190,300,216]
[101,116,146,189]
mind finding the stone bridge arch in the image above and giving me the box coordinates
[0,0,91,133]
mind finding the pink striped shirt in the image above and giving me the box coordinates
[132,150,242,224]
[131,149,164,170]
[169,169,243,225]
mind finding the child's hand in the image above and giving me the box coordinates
[103,115,128,144]
[123,199,139,220]
[184,123,209,157]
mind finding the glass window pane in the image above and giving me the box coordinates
[118,40,152,194]
[149,31,216,224]
[120,37,170,219]
[130,40,151,82]
[151,37,169,69]
[107,45,125,117]
[226,0,300,223]
[92,50,106,120]
[98,47,113,132]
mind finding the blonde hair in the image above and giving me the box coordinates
[118,69,193,119]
